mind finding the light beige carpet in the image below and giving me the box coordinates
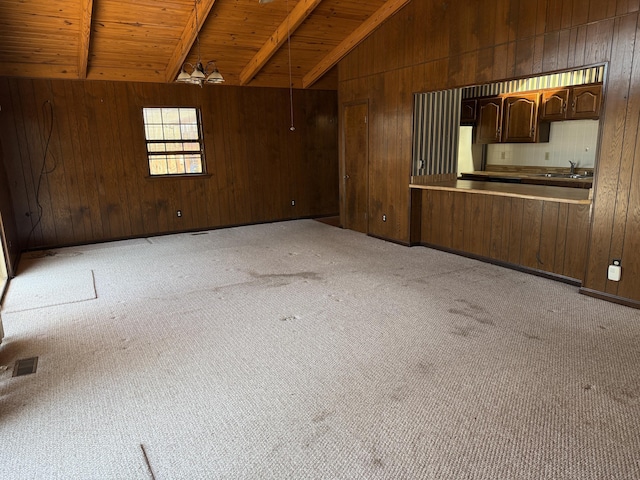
[1,269,96,313]
[0,220,639,479]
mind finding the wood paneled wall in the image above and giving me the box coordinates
[0,139,19,275]
[0,79,339,250]
[412,189,590,282]
[338,0,640,305]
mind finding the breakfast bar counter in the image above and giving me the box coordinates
[409,179,592,205]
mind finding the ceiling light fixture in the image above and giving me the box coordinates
[176,0,224,86]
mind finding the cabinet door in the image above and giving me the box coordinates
[541,89,569,121]
[475,97,503,143]
[460,99,477,125]
[502,93,542,143]
[569,84,602,119]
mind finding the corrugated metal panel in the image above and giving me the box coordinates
[412,89,461,176]
[461,66,604,98]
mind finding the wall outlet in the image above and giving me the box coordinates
[291,200,295,206]
[608,259,622,281]
[544,152,550,161]
[176,210,182,217]
[382,214,387,222]
[500,151,506,160]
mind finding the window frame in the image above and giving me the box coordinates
[142,106,207,177]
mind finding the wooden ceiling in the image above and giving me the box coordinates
[0,0,410,89]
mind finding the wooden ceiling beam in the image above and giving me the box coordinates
[239,0,323,86]
[78,0,94,79]
[302,0,410,88]
[164,0,218,83]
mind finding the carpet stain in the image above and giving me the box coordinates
[250,271,322,288]
[416,361,433,375]
[610,385,640,406]
[523,333,543,341]
[312,409,334,423]
[389,385,408,402]
[451,325,480,338]
[302,424,331,449]
[24,250,83,258]
[449,299,495,326]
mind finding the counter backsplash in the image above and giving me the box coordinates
[485,119,599,169]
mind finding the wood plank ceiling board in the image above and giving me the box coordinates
[0,0,82,79]
[88,0,194,82]
[254,0,386,86]
[0,0,406,88]
[239,0,324,85]
[302,0,412,87]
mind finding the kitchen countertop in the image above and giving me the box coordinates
[410,179,592,204]
[460,170,593,188]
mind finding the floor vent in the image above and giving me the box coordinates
[13,357,38,377]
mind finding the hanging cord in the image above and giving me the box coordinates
[26,99,57,248]
[287,0,295,131]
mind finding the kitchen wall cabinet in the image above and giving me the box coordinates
[540,84,602,121]
[540,89,570,121]
[475,93,549,144]
[460,99,477,125]
[502,93,549,143]
[475,97,503,143]
[570,84,602,119]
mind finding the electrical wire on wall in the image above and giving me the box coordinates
[26,99,57,248]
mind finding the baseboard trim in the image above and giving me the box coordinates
[579,288,640,310]
[413,242,582,287]
[367,233,411,247]
[21,215,340,253]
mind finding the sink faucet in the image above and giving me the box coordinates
[569,160,577,174]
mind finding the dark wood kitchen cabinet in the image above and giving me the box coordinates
[475,96,503,143]
[502,92,549,143]
[540,84,602,121]
[570,84,602,119]
[541,89,570,121]
[460,99,477,125]
[475,93,549,143]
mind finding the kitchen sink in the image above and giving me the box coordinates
[535,173,592,179]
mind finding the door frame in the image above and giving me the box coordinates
[340,99,369,233]
[0,213,9,301]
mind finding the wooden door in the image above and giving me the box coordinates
[342,102,369,233]
[475,97,503,143]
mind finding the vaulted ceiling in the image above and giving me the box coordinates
[0,0,409,89]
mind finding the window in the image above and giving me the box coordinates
[143,107,205,176]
